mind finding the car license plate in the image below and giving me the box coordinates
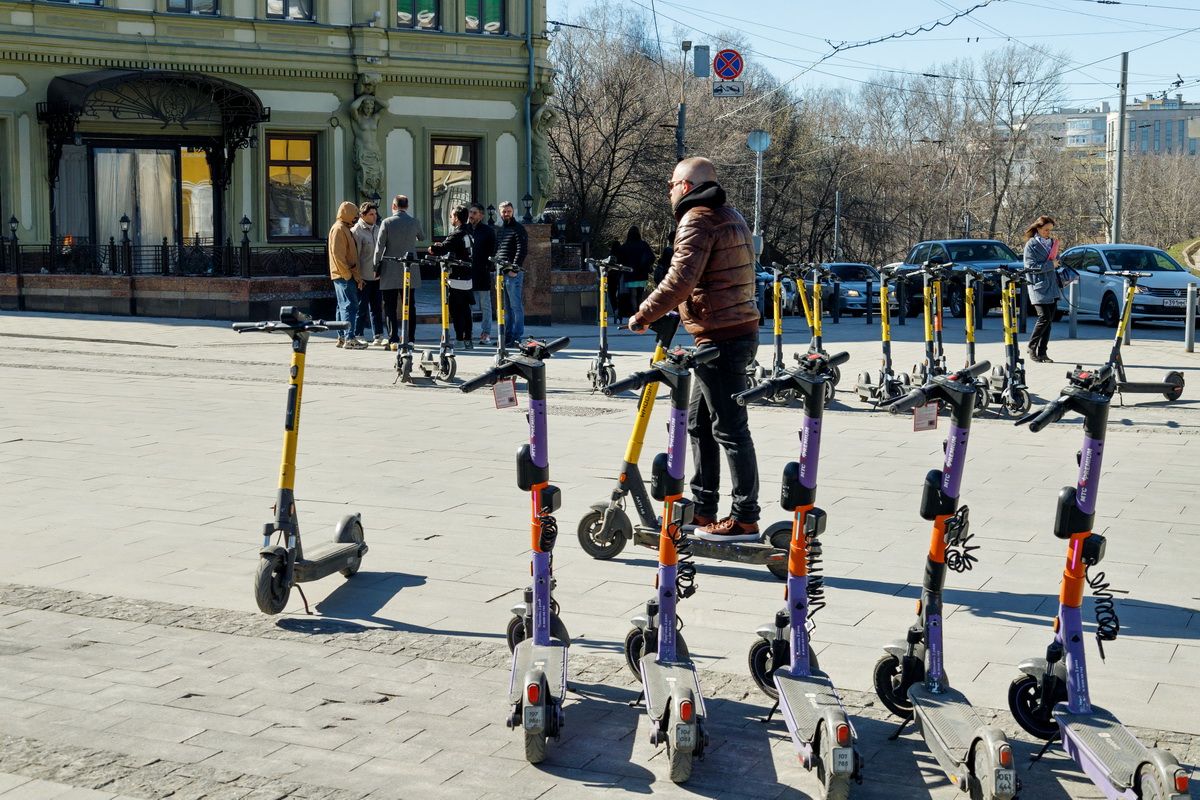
[673,723,695,750]
[1163,298,1186,308]
[832,747,854,774]
[995,768,1016,796]
[523,704,544,731]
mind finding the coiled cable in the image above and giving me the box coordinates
[667,517,698,600]
[805,530,827,632]
[944,506,979,573]
[538,508,558,553]
[1086,568,1120,660]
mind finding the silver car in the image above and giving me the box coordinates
[824,262,899,316]
[1056,244,1200,326]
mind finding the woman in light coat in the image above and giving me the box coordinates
[1022,215,1062,363]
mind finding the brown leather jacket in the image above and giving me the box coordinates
[636,182,758,343]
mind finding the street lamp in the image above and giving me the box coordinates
[746,130,771,262]
[240,215,252,241]
[580,219,592,261]
[553,216,566,243]
[7,216,16,237]
[521,193,533,224]
[119,213,130,238]
[239,215,252,278]
[487,204,496,225]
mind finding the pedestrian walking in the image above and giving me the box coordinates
[628,157,761,541]
[375,195,424,349]
[467,203,496,345]
[494,200,528,346]
[352,201,384,345]
[613,225,655,323]
[1022,214,1062,363]
[328,201,366,349]
[430,205,475,347]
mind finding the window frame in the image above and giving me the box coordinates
[265,0,314,21]
[464,0,506,34]
[265,132,320,243]
[430,138,478,240]
[43,0,104,5]
[166,0,219,13]
[394,0,440,30]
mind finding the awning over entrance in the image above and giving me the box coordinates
[37,69,270,191]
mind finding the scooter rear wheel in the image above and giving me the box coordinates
[1007,674,1059,740]
[254,553,290,615]
[667,737,693,784]
[1138,765,1171,800]
[969,741,999,800]
[872,654,914,719]
[576,507,629,560]
[766,523,791,581]
[337,517,365,578]
[818,723,851,800]
[1003,388,1032,417]
[524,728,547,764]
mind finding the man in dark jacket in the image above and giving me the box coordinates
[629,157,761,541]
[494,200,528,346]
[467,203,497,345]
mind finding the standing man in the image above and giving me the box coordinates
[628,157,761,541]
[352,201,384,345]
[328,201,365,349]
[494,200,528,346]
[467,202,496,346]
[375,195,424,349]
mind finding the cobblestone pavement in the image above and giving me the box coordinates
[1,311,1198,798]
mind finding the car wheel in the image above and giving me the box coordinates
[947,289,966,318]
[1100,293,1121,328]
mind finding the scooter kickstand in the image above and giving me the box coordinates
[628,689,645,707]
[1028,734,1059,768]
[887,716,911,741]
[296,584,312,616]
[760,700,779,724]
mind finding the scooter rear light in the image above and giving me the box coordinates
[997,744,1013,768]
[679,699,694,723]
[1175,770,1190,793]
[526,682,540,705]
[835,723,851,747]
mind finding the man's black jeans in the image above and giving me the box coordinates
[689,332,760,523]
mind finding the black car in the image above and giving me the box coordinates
[895,239,1022,317]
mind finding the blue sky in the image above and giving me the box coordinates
[546,0,1200,108]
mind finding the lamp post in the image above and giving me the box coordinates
[7,216,17,275]
[521,193,534,224]
[553,217,565,243]
[832,163,871,261]
[119,213,131,275]
[746,130,771,265]
[240,215,252,278]
[580,219,592,263]
[487,204,496,226]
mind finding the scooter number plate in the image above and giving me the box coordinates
[995,768,1015,796]
[832,747,853,775]
[673,723,695,750]
[523,704,544,731]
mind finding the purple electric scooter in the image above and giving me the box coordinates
[460,336,571,764]
[603,343,719,784]
[1008,364,1192,800]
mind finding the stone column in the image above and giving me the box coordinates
[523,223,551,326]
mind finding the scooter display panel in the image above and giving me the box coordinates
[508,640,568,705]
[640,655,704,722]
[1055,706,1145,790]
[774,669,843,747]
[909,684,985,764]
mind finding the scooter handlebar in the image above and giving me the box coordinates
[460,367,508,394]
[542,336,571,355]
[954,360,991,381]
[883,387,928,413]
[603,369,653,396]
[827,351,851,368]
[232,320,348,333]
[691,345,720,366]
[1017,397,1068,432]
[734,381,778,406]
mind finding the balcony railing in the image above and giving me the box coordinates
[0,237,328,278]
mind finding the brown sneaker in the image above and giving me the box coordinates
[695,516,760,543]
[684,512,716,530]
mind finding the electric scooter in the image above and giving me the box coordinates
[910,259,952,385]
[872,362,1019,800]
[855,265,912,406]
[985,265,1034,416]
[576,313,681,559]
[382,252,422,384]
[961,266,992,415]
[460,336,572,764]
[738,350,863,798]
[747,262,797,404]
[488,256,523,366]
[1007,364,1192,800]
[416,254,459,382]
[604,343,720,784]
[583,256,632,392]
[794,263,839,405]
[233,307,368,615]
[1096,270,1185,405]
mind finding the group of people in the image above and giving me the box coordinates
[326,196,528,350]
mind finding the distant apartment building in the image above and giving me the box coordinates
[1108,94,1200,158]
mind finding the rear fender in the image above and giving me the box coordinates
[1145,748,1188,800]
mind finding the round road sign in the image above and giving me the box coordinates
[713,49,744,81]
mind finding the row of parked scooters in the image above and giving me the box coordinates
[228,254,1192,798]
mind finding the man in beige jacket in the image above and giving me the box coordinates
[328,201,365,349]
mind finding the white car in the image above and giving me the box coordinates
[1056,244,1200,326]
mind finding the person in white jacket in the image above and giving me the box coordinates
[351,202,384,345]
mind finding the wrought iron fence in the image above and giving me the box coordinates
[0,238,328,278]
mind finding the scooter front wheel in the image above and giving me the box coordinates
[438,355,457,381]
[1006,674,1059,740]
[747,638,782,700]
[336,516,365,578]
[1003,388,1032,417]
[1164,371,1184,401]
[623,626,647,681]
[254,553,290,615]
[577,506,629,559]
[872,653,914,719]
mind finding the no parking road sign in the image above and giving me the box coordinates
[713,48,744,81]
